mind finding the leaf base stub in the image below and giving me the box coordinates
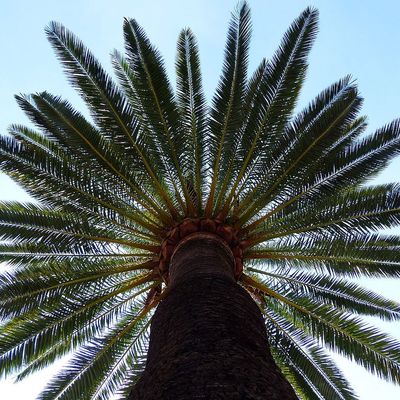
[158,218,244,283]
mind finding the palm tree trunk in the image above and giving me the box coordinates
[128,234,298,399]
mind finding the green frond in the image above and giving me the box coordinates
[237,76,362,228]
[0,258,154,318]
[273,357,322,400]
[0,242,151,268]
[0,201,158,253]
[248,184,400,245]
[205,1,251,216]
[0,129,164,234]
[246,233,400,278]
[36,302,152,400]
[0,272,155,380]
[28,92,157,202]
[250,267,400,320]
[244,274,400,385]
[264,308,357,399]
[45,21,178,219]
[250,117,400,225]
[122,17,192,214]
[175,28,208,213]
[221,7,318,217]
[110,50,183,215]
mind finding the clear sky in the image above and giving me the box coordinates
[1,0,400,398]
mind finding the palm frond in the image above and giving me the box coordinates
[36,302,153,400]
[45,21,178,218]
[247,183,400,245]
[0,272,156,380]
[250,267,400,320]
[264,307,357,399]
[237,76,362,227]
[122,18,192,214]
[243,274,400,385]
[205,2,251,216]
[220,7,318,217]
[175,28,208,213]
[246,233,400,278]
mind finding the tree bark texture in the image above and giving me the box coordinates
[129,235,298,400]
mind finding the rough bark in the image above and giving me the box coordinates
[129,235,298,400]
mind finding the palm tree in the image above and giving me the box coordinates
[1,2,400,398]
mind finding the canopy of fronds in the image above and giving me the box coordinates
[1,2,400,399]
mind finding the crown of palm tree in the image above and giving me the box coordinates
[1,2,400,399]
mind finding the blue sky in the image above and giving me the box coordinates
[1,0,400,398]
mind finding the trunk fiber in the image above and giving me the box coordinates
[129,234,298,399]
